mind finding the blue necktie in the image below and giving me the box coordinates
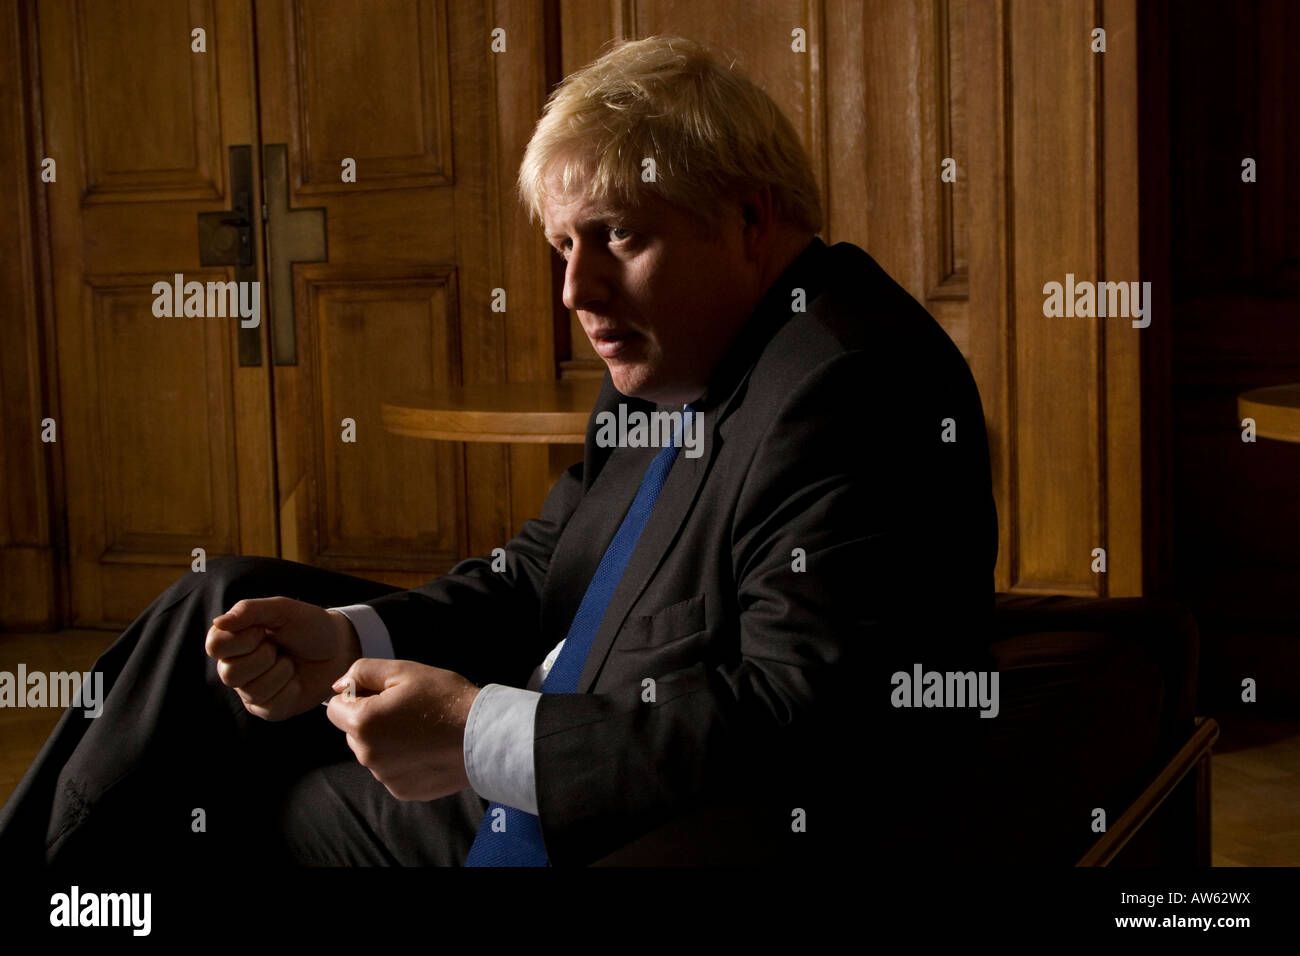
[464,405,698,866]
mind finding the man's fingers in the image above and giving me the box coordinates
[246,673,309,723]
[205,622,266,660]
[206,596,295,659]
[324,680,382,735]
[215,641,277,687]
[333,657,402,696]
[211,596,293,632]
[234,654,294,707]
[376,770,436,803]
[343,731,374,767]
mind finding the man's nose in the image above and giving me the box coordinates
[561,240,609,312]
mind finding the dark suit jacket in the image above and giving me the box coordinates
[361,236,998,866]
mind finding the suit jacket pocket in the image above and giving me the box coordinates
[616,592,707,651]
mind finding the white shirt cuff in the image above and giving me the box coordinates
[463,683,541,815]
[328,604,395,660]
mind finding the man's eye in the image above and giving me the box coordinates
[609,226,632,242]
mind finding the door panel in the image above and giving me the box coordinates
[292,261,463,573]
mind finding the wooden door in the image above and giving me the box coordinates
[35,0,555,625]
[38,0,276,626]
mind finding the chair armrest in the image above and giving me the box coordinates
[1076,717,1219,866]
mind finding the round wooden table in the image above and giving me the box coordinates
[382,379,604,483]
[1238,384,1300,443]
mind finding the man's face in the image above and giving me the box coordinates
[542,181,762,404]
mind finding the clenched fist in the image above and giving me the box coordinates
[205,597,361,721]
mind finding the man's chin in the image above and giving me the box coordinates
[607,365,659,400]
[609,370,649,399]
[608,370,697,405]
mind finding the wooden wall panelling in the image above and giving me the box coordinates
[494,0,562,533]
[0,0,59,629]
[829,0,970,345]
[998,0,1141,597]
[833,0,979,567]
[1004,0,1101,596]
[542,0,1150,599]
[918,0,970,355]
[823,0,867,250]
[931,0,1142,597]
[963,0,1013,592]
[857,0,928,330]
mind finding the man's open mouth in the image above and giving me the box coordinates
[592,330,638,358]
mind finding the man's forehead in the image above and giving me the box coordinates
[541,192,653,237]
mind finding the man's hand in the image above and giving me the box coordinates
[325,659,480,802]
[205,597,361,722]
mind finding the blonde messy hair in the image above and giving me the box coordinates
[517,35,823,238]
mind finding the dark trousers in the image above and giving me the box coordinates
[0,556,487,866]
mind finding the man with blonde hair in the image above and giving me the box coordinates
[1,35,995,867]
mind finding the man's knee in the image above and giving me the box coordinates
[150,554,393,632]
[173,554,293,599]
[140,555,299,629]
[203,553,287,587]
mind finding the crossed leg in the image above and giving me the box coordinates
[0,555,486,867]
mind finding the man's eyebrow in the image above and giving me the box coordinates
[544,208,638,240]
